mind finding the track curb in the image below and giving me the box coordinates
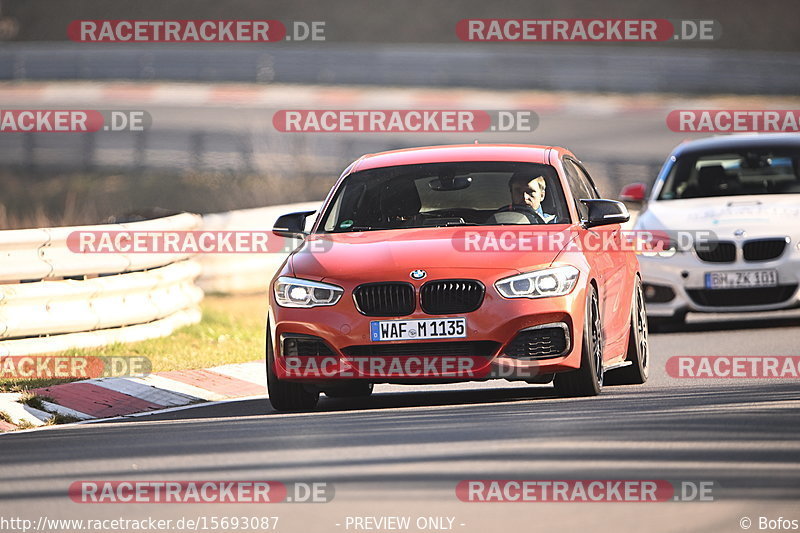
[0,359,266,432]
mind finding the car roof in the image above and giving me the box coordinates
[672,133,800,157]
[352,144,557,171]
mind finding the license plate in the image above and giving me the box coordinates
[704,269,778,289]
[370,318,467,342]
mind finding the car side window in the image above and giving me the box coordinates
[562,159,595,220]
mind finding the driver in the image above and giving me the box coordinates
[507,174,556,223]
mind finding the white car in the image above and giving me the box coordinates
[620,134,800,328]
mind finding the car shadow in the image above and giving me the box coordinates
[652,310,800,333]
[315,384,559,412]
[92,384,561,423]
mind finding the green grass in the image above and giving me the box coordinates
[19,391,53,411]
[44,413,82,425]
[0,294,268,392]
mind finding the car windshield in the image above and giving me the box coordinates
[318,161,570,232]
[657,148,800,200]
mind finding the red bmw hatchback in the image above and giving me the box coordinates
[267,144,649,411]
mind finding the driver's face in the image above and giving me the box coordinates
[511,178,545,210]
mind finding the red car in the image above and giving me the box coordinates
[267,144,649,411]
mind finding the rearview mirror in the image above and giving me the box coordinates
[581,199,630,228]
[428,175,473,191]
[273,210,316,238]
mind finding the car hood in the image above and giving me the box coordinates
[636,194,800,238]
[289,225,578,282]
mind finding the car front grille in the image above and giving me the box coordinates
[695,241,736,263]
[420,279,484,314]
[343,340,499,358]
[353,282,416,317]
[743,238,787,262]
[687,285,798,307]
[502,325,570,359]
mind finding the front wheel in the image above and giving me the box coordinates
[553,285,603,397]
[266,327,319,412]
[606,278,649,385]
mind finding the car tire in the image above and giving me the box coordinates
[324,382,374,398]
[605,278,649,386]
[266,327,320,412]
[648,310,686,333]
[553,285,603,397]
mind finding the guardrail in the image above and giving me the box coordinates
[0,213,204,356]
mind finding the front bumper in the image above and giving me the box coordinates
[638,248,800,317]
[269,282,588,384]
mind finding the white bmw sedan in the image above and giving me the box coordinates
[620,134,800,329]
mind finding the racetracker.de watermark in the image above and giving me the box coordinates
[272,110,538,133]
[279,355,492,379]
[666,356,800,379]
[667,110,800,133]
[279,355,558,380]
[66,231,330,254]
[456,19,720,42]
[68,20,326,42]
[0,110,150,132]
[0,356,151,379]
[68,481,333,503]
[450,229,713,256]
[456,480,716,502]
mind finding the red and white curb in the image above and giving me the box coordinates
[0,360,267,432]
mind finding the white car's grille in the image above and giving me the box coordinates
[694,238,788,263]
[742,238,788,262]
[687,285,798,307]
[695,241,736,263]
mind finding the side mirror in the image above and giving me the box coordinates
[619,182,647,204]
[581,199,630,228]
[273,210,316,238]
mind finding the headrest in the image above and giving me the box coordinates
[380,179,422,218]
[697,165,727,194]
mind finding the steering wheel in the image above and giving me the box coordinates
[494,204,547,224]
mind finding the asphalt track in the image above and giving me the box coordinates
[0,309,799,532]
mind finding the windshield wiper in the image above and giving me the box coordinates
[436,221,479,227]
[334,226,389,232]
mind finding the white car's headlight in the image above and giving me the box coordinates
[274,276,343,308]
[495,266,580,299]
[639,239,679,258]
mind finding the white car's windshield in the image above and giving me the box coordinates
[319,161,569,232]
[658,148,800,200]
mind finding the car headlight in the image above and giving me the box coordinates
[495,266,580,299]
[274,276,344,308]
[639,239,679,258]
